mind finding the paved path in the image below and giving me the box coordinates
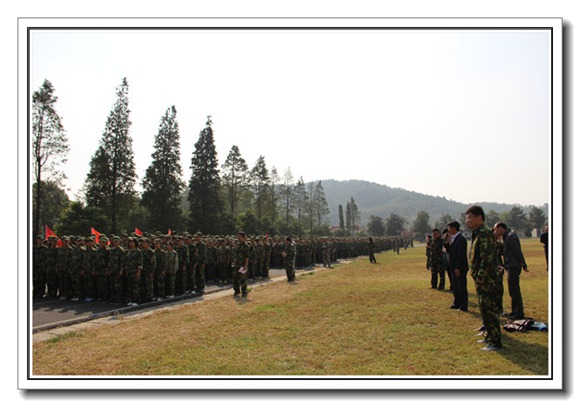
[31,266,330,342]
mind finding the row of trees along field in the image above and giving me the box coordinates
[32,78,332,238]
[367,206,548,241]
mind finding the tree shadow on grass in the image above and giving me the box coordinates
[499,332,550,375]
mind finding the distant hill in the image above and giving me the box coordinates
[318,179,548,227]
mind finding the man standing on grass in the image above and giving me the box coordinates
[445,221,469,312]
[466,205,502,351]
[430,229,445,290]
[281,236,297,283]
[493,222,529,320]
[233,231,251,297]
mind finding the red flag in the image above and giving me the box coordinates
[135,227,143,237]
[45,225,63,247]
[168,229,172,236]
[91,227,101,244]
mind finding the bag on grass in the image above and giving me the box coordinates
[503,318,535,332]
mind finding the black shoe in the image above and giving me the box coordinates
[457,308,468,312]
[449,305,459,309]
[242,292,247,298]
[233,291,240,296]
[474,325,486,332]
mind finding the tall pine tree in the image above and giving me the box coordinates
[32,79,69,237]
[249,156,270,224]
[188,116,223,233]
[313,181,330,229]
[221,145,249,217]
[84,78,136,234]
[141,106,185,231]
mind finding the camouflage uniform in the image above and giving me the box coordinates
[44,238,59,298]
[33,236,47,298]
[193,237,207,292]
[322,240,331,268]
[165,244,179,297]
[233,238,251,296]
[83,239,97,301]
[140,241,156,302]
[264,238,272,277]
[216,240,229,283]
[368,239,377,264]
[154,241,166,299]
[95,238,110,301]
[107,238,126,303]
[282,240,297,282]
[255,238,265,278]
[175,239,189,295]
[470,224,502,349]
[430,235,445,290]
[56,239,73,299]
[185,237,196,292]
[206,241,217,283]
[124,240,143,304]
[69,240,86,300]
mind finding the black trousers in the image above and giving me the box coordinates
[452,270,468,311]
[506,267,524,318]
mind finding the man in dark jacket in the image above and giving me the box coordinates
[445,221,469,312]
[493,222,529,320]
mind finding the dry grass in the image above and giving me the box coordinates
[33,239,550,377]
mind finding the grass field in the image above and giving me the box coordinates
[32,239,550,377]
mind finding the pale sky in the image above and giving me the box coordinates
[30,26,552,206]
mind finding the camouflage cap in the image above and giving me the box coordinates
[111,235,121,241]
[195,231,203,237]
[36,235,44,240]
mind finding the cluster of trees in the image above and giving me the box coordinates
[32,78,548,241]
[366,207,548,240]
[32,78,331,238]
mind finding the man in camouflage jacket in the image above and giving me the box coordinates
[466,205,502,351]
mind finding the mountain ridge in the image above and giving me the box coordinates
[315,179,548,227]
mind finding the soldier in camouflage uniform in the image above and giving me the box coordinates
[69,236,85,301]
[153,238,166,300]
[254,236,265,279]
[321,238,332,268]
[45,236,59,298]
[175,236,189,295]
[108,236,126,304]
[466,205,502,351]
[95,236,110,301]
[165,241,179,298]
[193,232,207,293]
[33,235,47,299]
[430,229,445,290]
[83,236,97,302]
[216,238,229,283]
[125,237,143,306]
[184,234,196,293]
[140,238,156,303]
[206,238,217,283]
[56,237,73,299]
[233,232,251,297]
[264,236,272,278]
[281,236,297,282]
[368,237,377,264]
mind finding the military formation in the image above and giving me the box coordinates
[33,231,401,306]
